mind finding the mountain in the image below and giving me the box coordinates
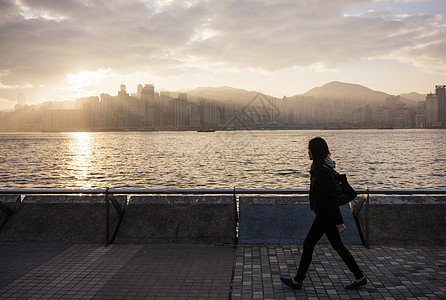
[0,82,427,112]
[399,92,426,102]
[302,81,389,103]
[177,86,278,105]
[399,92,426,105]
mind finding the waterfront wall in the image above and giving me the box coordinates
[0,195,445,245]
[0,195,21,231]
[116,196,235,244]
[238,196,362,244]
[353,195,446,246]
[0,195,126,243]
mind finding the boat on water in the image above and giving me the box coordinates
[197,128,216,132]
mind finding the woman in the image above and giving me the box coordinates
[280,137,367,290]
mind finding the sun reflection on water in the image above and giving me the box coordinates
[0,130,445,190]
[66,132,94,189]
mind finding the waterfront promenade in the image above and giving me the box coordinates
[1,243,445,299]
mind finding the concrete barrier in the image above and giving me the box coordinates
[1,193,444,246]
[116,196,235,244]
[0,195,21,231]
[238,196,362,244]
[0,195,126,243]
[353,195,446,246]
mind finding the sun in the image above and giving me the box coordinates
[65,68,112,89]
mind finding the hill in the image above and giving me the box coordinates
[398,92,426,107]
[0,82,428,112]
[178,86,278,105]
[399,92,426,102]
[302,81,389,103]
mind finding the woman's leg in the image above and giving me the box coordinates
[294,215,325,283]
[325,225,364,280]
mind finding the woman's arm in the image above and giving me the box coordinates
[316,166,344,226]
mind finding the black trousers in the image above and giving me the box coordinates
[294,214,364,283]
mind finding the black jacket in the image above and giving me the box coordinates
[309,160,344,226]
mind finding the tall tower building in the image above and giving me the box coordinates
[137,84,143,98]
[425,93,438,127]
[172,93,188,127]
[435,85,446,125]
[140,84,155,127]
[117,84,129,113]
[160,91,172,126]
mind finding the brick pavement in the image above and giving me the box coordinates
[232,245,446,300]
[1,243,446,299]
[0,244,234,299]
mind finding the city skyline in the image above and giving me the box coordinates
[2,81,444,131]
[1,0,446,110]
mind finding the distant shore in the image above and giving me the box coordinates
[0,126,443,133]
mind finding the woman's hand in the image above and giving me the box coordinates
[337,224,347,233]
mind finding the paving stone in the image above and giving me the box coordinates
[1,243,446,299]
[232,244,446,299]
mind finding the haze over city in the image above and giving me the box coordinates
[1,0,446,110]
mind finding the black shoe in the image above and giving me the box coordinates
[280,277,303,290]
[345,277,367,289]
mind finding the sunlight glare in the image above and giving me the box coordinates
[65,69,112,89]
[67,132,94,189]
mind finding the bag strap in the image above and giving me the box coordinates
[323,163,340,176]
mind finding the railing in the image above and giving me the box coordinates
[2,188,446,195]
[1,188,445,247]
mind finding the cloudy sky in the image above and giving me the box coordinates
[0,0,445,109]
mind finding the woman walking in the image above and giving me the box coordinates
[280,137,367,290]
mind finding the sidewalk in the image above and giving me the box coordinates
[1,243,445,299]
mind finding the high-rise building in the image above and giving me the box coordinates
[414,101,426,128]
[117,84,129,113]
[203,99,218,127]
[172,93,188,127]
[79,96,100,129]
[14,93,26,110]
[195,98,218,128]
[425,93,439,127]
[140,84,155,127]
[436,85,446,125]
[159,91,172,126]
[386,95,399,117]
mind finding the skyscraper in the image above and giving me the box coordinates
[172,93,188,127]
[425,93,438,127]
[435,85,446,125]
[140,84,155,127]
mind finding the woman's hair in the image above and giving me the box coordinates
[308,137,330,161]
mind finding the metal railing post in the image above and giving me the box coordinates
[365,187,370,248]
[233,187,238,247]
[105,187,110,247]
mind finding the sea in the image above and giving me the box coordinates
[0,129,445,190]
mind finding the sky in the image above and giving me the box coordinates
[0,0,445,110]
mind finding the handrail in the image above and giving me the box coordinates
[1,188,445,247]
[355,189,446,195]
[0,189,105,195]
[0,188,445,195]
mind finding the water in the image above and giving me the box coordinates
[0,129,445,190]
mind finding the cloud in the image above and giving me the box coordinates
[0,97,14,111]
[0,0,445,101]
[0,82,33,89]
